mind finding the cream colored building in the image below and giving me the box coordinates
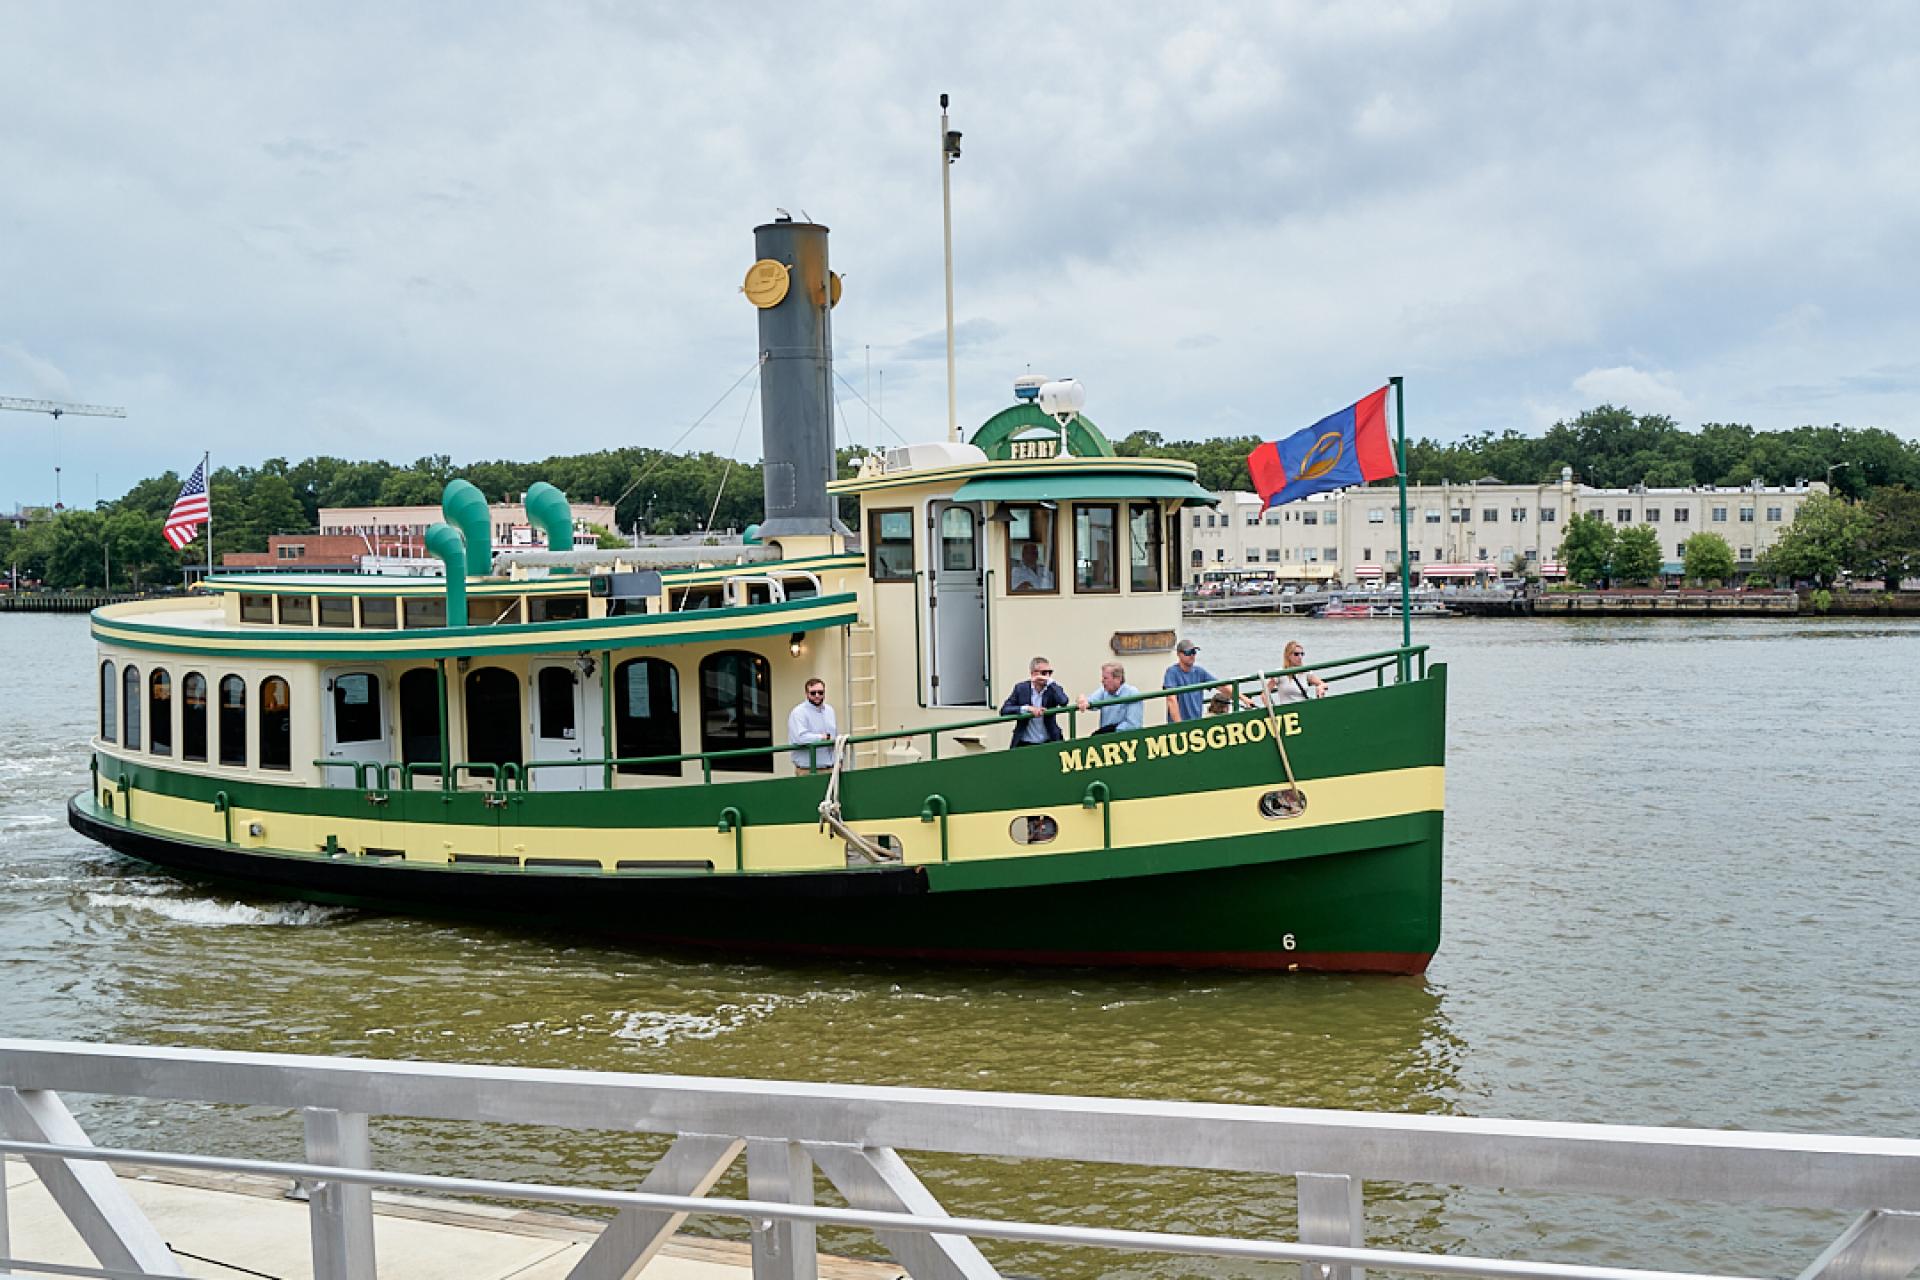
[1185,475,1824,585]
[319,498,620,555]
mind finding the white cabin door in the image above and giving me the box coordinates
[322,669,387,788]
[929,501,989,706]
[529,661,598,791]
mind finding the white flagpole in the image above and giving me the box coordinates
[202,452,212,582]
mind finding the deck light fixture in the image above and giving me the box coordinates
[788,631,805,657]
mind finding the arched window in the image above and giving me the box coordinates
[464,667,523,768]
[121,665,142,751]
[614,658,681,776]
[260,676,291,770]
[398,668,442,767]
[218,675,248,767]
[182,673,208,762]
[100,660,117,742]
[698,651,772,773]
[148,670,172,756]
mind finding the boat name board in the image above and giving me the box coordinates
[1109,629,1176,654]
[1059,713,1302,774]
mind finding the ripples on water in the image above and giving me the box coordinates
[3,612,1916,1277]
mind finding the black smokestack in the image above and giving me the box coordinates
[752,219,846,537]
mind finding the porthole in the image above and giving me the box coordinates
[1259,789,1308,820]
[1010,815,1059,845]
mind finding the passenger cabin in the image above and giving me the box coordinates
[88,404,1214,800]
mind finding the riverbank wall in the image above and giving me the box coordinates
[0,591,150,613]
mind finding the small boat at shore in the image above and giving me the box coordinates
[70,218,1447,973]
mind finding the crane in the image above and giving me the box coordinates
[1,396,127,420]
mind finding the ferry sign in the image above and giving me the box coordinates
[1008,437,1059,460]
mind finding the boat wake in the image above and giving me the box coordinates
[84,891,354,928]
[612,989,859,1047]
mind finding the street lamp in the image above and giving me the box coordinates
[1825,461,1851,490]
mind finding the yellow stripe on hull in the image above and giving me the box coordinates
[96,765,1444,874]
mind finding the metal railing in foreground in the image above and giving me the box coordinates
[3,1039,1918,1280]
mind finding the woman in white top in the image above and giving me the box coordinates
[1267,640,1328,703]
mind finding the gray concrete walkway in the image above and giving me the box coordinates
[5,1155,901,1279]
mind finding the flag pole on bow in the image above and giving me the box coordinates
[1390,377,1410,655]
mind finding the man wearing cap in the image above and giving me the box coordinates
[1163,639,1226,723]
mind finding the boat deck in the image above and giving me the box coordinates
[3,1156,898,1279]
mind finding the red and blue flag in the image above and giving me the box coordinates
[1247,386,1397,510]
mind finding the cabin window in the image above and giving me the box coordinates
[360,596,398,629]
[122,665,142,751]
[675,587,723,611]
[535,667,577,742]
[869,509,915,582]
[1004,505,1058,594]
[939,507,978,571]
[277,595,314,625]
[1073,504,1120,594]
[470,596,524,625]
[260,677,292,770]
[398,668,442,768]
[1167,510,1183,587]
[528,595,587,622]
[100,660,117,741]
[218,676,248,767]
[148,670,172,756]
[1129,503,1164,592]
[615,658,682,776]
[699,651,773,772]
[464,667,523,769]
[404,597,447,628]
[183,673,208,761]
[331,673,383,744]
[317,596,355,627]
[239,594,274,623]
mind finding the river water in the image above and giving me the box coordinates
[3,612,1917,1278]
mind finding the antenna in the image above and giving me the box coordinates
[0,396,128,421]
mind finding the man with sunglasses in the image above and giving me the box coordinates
[999,655,1070,748]
[787,678,839,773]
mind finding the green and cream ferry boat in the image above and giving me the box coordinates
[70,219,1446,972]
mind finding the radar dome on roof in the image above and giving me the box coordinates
[1013,374,1050,402]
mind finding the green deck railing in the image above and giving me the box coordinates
[307,645,1427,796]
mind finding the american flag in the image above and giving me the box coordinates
[164,460,209,550]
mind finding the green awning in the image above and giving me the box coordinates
[950,474,1219,505]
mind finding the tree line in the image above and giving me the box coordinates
[4,405,1916,591]
[1110,405,1920,496]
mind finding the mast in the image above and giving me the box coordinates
[940,93,961,443]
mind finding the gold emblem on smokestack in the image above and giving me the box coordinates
[742,259,791,309]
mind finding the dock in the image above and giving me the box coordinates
[3,1157,897,1280]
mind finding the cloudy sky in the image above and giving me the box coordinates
[4,2,1917,510]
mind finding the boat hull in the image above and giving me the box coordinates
[72,665,1447,974]
[69,797,1439,972]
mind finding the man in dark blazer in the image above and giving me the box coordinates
[1000,655,1070,748]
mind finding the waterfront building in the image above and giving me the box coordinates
[1184,472,1826,585]
[318,497,619,557]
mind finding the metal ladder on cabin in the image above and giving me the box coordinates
[846,622,880,769]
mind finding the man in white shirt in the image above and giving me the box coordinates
[1009,542,1055,592]
[787,678,838,773]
